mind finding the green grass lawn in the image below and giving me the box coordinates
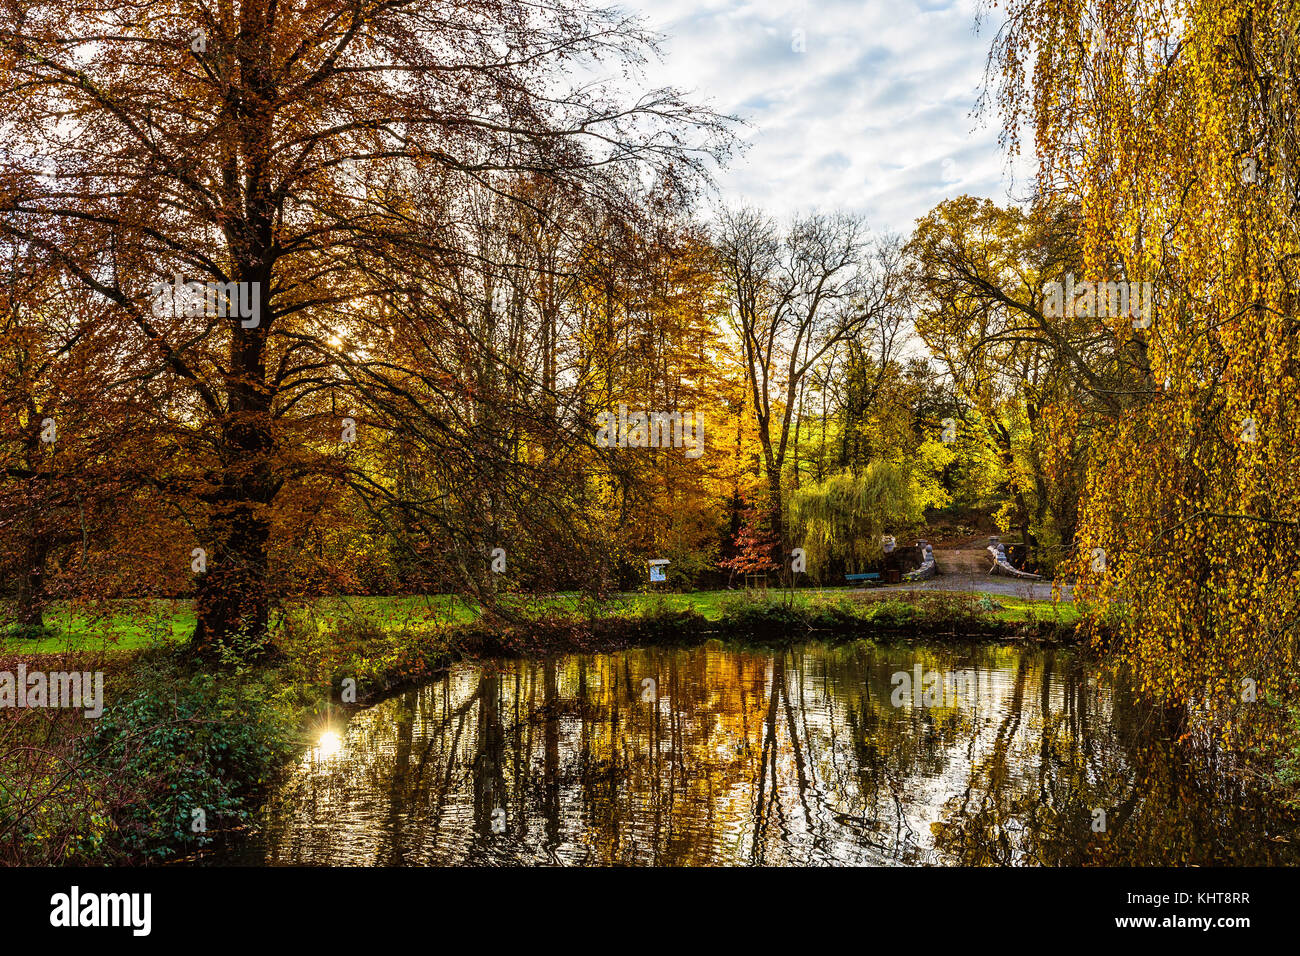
[619,588,1079,625]
[3,599,197,654]
[1,587,1078,655]
[981,594,1080,624]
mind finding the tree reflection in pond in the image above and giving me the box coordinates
[218,641,1300,865]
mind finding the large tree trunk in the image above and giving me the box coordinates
[190,419,275,660]
[188,11,280,664]
[191,258,276,661]
[190,488,273,660]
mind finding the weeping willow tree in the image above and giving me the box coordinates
[788,460,941,576]
[990,0,1300,751]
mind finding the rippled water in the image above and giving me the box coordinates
[214,640,1300,865]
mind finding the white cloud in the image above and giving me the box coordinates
[624,0,1034,235]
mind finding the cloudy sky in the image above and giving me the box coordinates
[624,0,1033,237]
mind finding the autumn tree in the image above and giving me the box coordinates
[0,245,179,634]
[989,0,1300,744]
[906,195,1118,554]
[0,0,729,659]
[714,207,900,574]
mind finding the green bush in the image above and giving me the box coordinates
[805,597,863,631]
[864,599,919,627]
[81,656,295,861]
[715,596,814,636]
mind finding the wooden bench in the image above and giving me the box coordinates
[844,572,881,585]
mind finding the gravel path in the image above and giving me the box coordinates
[873,575,1072,601]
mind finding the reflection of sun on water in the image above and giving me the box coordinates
[311,729,344,762]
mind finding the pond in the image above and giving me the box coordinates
[212,640,1300,865]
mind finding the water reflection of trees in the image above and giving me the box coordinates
[246,643,1300,865]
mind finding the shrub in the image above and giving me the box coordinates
[80,653,295,861]
[865,599,918,627]
[0,712,113,865]
[714,595,814,637]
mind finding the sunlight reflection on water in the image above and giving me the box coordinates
[213,640,1300,866]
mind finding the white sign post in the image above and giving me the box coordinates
[648,558,669,584]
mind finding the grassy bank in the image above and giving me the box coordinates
[1,586,1078,654]
[0,588,1077,864]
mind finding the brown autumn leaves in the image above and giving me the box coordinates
[0,0,736,658]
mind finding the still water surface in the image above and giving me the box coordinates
[217,640,1300,865]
